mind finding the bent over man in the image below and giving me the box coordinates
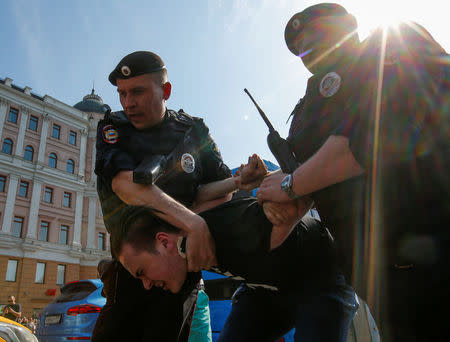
[112,197,358,342]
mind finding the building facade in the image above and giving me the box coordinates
[0,76,109,318]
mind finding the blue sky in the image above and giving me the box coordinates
[1,0,449,168]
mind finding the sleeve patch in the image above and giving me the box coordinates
[103,125,119,144]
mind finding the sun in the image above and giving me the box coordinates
[338,0,420,40]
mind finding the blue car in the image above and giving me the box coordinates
[36,279,105,342]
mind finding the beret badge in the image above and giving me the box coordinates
[121,65,131,77]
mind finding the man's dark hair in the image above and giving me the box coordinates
[111,206,180,257]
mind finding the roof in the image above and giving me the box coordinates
[73,88,107,114]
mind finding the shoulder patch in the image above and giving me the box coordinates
[319,72,341,97]
[102,125,119,144]
[169,109,195,127]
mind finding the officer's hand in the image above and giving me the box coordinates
[257,172,291,203]
[234,154,268,190]
[186,215,217,272]
[263,201,298,226]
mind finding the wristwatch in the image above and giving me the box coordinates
[280,173,299,199]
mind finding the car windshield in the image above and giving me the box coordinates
[53,282,98,303]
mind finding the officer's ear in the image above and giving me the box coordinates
[162,82,172,101]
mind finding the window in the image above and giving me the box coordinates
[60,225,68,244]
[7,108,18,123]
[63,192,71,208]
[39,221,49,242]
[2,138,13,155]
[12,217,23,237]
[35,262,46,283]
[24,145,34,161]
[18,181,29,197]
[0,176,6,192]
[66,159,74,174]
[98,232,105,251]
[52,124,60,139]
[48,153,57,168]
[28,115,38,131]
[56,265,66,285]
[44,187,53,203]
[6,260,18,282]
[69,131,77,145]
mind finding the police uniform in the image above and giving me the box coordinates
[93,51,231,342]
[96,108,230,234]
[286,7,450,341]
[214,63,360,341]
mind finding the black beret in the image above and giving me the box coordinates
[285,3,348,56]
[108,51,166,86]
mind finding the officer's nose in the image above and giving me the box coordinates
[123,95,136,111]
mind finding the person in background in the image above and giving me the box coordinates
[3,295,21,322]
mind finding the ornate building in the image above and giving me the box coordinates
[0,76,109,317]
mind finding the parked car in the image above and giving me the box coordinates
[36,279,105,342]
[0,316,38,342]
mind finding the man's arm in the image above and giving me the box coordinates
[5,305,21,319]
[257,135,364,202]
[192,153,269,212]
[112,171,217,270]
[264,197,314,250]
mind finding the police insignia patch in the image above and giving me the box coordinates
[181,153,195,173]
[121,65,131,77]
[103,125,119,144]
[319,72,341,97]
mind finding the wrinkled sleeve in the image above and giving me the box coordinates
[330,65,376,169]
[94,119,136,181]
[192,118,232,183]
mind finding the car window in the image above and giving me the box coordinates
[204,278,242,300]
[53,282,98,303]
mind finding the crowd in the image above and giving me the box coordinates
[16,316,39,334]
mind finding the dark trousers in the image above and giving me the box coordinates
[218,275,357,342]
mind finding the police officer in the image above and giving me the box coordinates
[93,51,234,342]
[257,3,450,341]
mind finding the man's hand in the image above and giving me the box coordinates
[257,172,291,203]
[263,201,298,226]
[234,154,268,190]
[185,215,217,272]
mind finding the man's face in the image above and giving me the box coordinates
[295,16,354,73]
[116,74,169,130]
[118,235,187,293]
[7,296,14,304]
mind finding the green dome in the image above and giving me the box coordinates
[74,89,108,114]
